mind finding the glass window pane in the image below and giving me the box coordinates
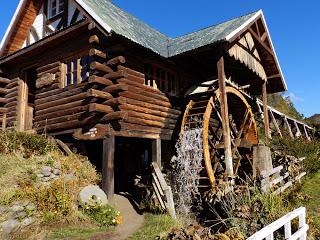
[58,0,64,13]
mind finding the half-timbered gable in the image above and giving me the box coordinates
[0,0,86,55]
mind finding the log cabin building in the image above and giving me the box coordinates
[0,0,313,202]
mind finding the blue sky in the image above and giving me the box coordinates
[0,0,319,117]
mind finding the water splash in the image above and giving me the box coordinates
[172,121,203,218]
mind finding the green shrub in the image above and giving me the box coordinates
[270,137,320,173]
[0,130,56,156]
[82,202,121,227]
[206,185,292,238]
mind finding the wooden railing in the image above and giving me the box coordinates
[261,158,306,194]
[247,207,308,240]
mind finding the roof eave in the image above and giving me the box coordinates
[75,0,113,33]
[0,0,27,56]
[225,9,287,93]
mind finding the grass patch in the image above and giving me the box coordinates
[128,214,178,240]
[289,172,320,238]
[48,226,114,240]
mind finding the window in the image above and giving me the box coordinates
[48,0,64,19]
[144,64,178,95]
[62,56,92,87]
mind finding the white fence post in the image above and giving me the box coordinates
[247,207,308,240]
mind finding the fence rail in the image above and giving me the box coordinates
[261,157,306,194]
[248,207,308,240]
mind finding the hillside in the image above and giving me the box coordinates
[307,114,320,130]
[0,131,121,240]
[268,93,304,120]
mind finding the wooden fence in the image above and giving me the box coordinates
[151,162,176,219]
[247,207,308,240]
[261,158,306,194]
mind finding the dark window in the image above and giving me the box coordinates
[63,56,92,87]
[48,0,64,19]
[144,64,178,95]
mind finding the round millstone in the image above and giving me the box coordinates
[79,185,108,207]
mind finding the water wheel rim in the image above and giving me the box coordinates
[202,87,258,187]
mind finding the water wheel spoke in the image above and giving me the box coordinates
[233,156,242,175]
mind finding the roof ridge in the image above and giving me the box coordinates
[105,0,170,39]
[170,9,260,42]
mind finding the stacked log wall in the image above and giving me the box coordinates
[34,61,91,133]
[3,77,20,129]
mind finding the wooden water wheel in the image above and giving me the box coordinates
[181,87,258,190]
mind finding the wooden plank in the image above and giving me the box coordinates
[35,86,84,105]
[107,56,126,66]
[112,130,162,140]
[0,77,10,85]
[0,98,8,104]
[90,61,114,74]
[89,103,113,114]
[120,122,173,136]
[55,139,73,156]
[37,61,61,73]
[34,105,89,122]
[152,138,162,168]
[115,96,180,116]
[35,92,87,111]
[36,83,84,99]
[284,117,294,139]
[124,116,176,129]
[0,108,8,114]
[0,88,9,95]
[36,111,87,127]
[217,56,233,177]
[87,89,113,100]
[2,113,7,130]
[37,114,101,132]
[152,173,164,196]
[89,35,99,44]
[152,162,169,190]
[119,103,178,120]
[117,65,145,78]
[89,49,106,59]
[120,91,172,108]
[104,84,129,93]
[117,78,165,95]
[103,70,128,80]
[88,75,113,86]
[261,165,283,178]
[269,109,282,138]
[263,81,271,143]
[102,136,115,203]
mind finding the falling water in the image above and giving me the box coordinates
[171,121,203,218]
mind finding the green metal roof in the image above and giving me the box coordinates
[78,0,258,57]
[167,12,257,56]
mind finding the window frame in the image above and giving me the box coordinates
[47,0,64,19]
[61,55,92,88]
[144,63,179,96]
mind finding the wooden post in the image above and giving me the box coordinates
[262,81,270,144]
[284,117,294,139]
[217,56,233,178]
[102,135,115,204]
[2,113,6,130]
[152,138,161,168]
